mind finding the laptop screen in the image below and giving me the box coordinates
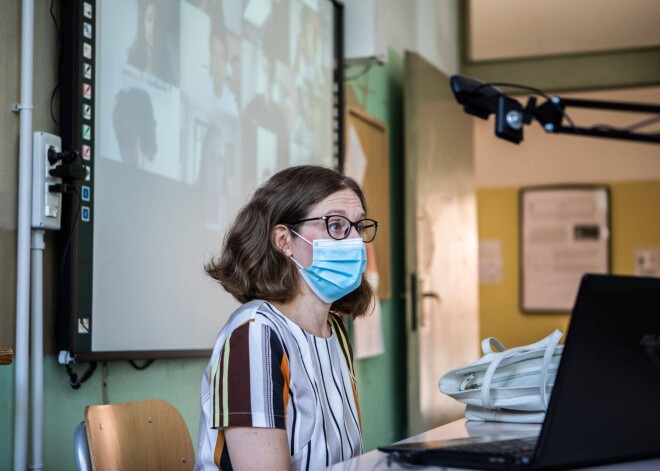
[378,274,660,470]
[535,274,660,468]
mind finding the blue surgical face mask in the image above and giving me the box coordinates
[290,231,367,304]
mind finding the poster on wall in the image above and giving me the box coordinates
[520,185,610,312]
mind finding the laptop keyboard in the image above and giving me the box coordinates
[446,436,537,460]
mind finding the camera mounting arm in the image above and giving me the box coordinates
[534,97,660,144]
[450,75,660,145]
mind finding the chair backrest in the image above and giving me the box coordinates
[80,398,195,471]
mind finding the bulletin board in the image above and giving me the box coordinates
[520,185,610,312]
[345,107,391,299]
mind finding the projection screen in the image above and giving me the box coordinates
[59,0,341,359]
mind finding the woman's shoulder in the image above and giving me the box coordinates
[207,301,281,353]
[204,301,306,363]
[221,300,291,337]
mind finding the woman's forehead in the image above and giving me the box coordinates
[308,189,364,216]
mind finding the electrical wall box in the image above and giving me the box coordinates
[343,0,388,65]
[32,132,63,230]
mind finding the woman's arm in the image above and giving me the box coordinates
[224,426,290,470]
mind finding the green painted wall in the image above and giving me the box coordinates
[0,364,14,466]
[346,50,409,451]
[1,356,208,469]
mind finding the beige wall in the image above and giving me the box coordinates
[469,0,660,61]
[1,1,60,351]
[477,180,660,347]
[475,86,660,347]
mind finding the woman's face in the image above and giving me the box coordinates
[144,3,157,48]
[210,37,228,94]
[291,188,364,268]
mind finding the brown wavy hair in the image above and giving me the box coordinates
[205,165,374,319]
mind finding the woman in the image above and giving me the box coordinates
[195,165,379,470]
[127,0,177,85]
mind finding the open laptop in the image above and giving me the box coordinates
[379,274,660,470]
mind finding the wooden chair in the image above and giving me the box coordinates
[74,399,195,471]
[0,348,13,365]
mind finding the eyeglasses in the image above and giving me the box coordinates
[287,215,379,243]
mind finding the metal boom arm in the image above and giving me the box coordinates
[534,98,660,144]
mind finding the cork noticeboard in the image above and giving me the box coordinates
[345,107,391,300]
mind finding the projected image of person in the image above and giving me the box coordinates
[112,87,157,167]
[197,124,236,230]
[289,79,315,160]
[187,14,240,225]
[292,5,326,97]
[187,16,239,122]
[127,0,179,85]
[196,165,379,470]
[208,22,239,117]
[186,0,239,117]
[263,0,291,63]
[243,40,289,180]
[288,4,329,162]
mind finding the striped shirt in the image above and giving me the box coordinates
[195,300,363,470]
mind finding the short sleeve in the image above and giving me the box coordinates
[210,320,288,430]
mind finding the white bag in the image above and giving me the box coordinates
[439,329,563,423]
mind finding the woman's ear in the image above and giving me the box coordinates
[271,224,293,256]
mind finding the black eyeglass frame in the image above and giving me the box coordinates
[286,215,379,243]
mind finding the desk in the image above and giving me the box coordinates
[327,420,660,470]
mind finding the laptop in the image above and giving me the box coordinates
[379,274,660,470]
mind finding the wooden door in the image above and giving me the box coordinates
[404,52,480,434]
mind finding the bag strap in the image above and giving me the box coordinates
[481,329,563,410]
[538,329,563,408]
[481,337,507,354]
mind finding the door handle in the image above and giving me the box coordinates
[421,292,440,301]
[410,273,417,331]
[411,274,440,332]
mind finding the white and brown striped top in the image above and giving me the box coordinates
[195,300,363,470]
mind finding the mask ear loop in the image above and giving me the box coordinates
[289,228,311,269]
[290,228,312,245]
[290,255,304,270]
